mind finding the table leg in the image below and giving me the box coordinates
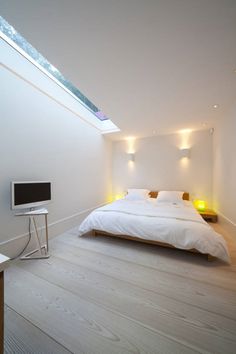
[32,217,43,256]
[45,214,49,253]
[0,272,4,354]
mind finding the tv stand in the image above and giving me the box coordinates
[15,208,50,260]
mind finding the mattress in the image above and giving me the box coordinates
[78,199,230,263]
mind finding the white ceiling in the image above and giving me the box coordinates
[1,0,236,140]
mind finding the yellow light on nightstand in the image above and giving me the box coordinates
[115,194,124,201]
[106,194,113,203]
[195,200,206,211]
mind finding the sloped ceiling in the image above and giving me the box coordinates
[1,0,236,139]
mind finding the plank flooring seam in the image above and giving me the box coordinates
[51,251,236,322]
[17,256,236,330]
[13,264,210,354]
[15,258,236,353]
[5,267,201,354]
[5,224,236,354]
[55,238,234,291]
[68,225,236,267]
[5,304,74,354]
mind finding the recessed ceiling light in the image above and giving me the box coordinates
[213,104,219,109]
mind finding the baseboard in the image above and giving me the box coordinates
[0,203,105,259]
[216,210,236,238]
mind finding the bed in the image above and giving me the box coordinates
[78,191,230,263]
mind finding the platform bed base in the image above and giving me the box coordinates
[92,230,215,262]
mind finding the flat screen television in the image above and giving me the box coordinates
[11,181,51,209]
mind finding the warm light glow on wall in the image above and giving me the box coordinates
[128,160,135,169]
[125,137,136,169]
[115,194,124,200]
[106,194,114,203]
[107,193,125,203]
[179,129,192,149]
[180,156,190,167]
[179,147,190,167]
[179,129,192,133]
[126,137,136,154]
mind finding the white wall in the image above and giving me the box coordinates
[213,104,236,234]
[0,39,112,257]
[112,130,213,205]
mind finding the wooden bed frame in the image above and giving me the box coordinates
[91,191,214,261]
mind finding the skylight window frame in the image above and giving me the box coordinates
[0,16,111,124]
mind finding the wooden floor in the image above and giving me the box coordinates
[4,223,236,354]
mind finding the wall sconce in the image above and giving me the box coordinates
[128,153,135,162]
[180,148,190,159]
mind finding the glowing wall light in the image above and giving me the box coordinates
[128,153,135,162]
[125,137,136,168]
[179,129,192,150]
[179,148,191,159]
[126,137,136,154]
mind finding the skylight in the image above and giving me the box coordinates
[0,16,109,122]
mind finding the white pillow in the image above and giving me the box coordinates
[125,189,150,201]
[156,191,184,203]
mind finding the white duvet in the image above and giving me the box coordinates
[78,199,230,263]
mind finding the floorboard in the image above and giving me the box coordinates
[5,267,197,354]
[55,230,236,290]
[18,254,236,353]
[50,241,236,319]
[4,224,236,354]
[4,305,71,354]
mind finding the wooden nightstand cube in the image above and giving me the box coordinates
[199,209,218,223]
